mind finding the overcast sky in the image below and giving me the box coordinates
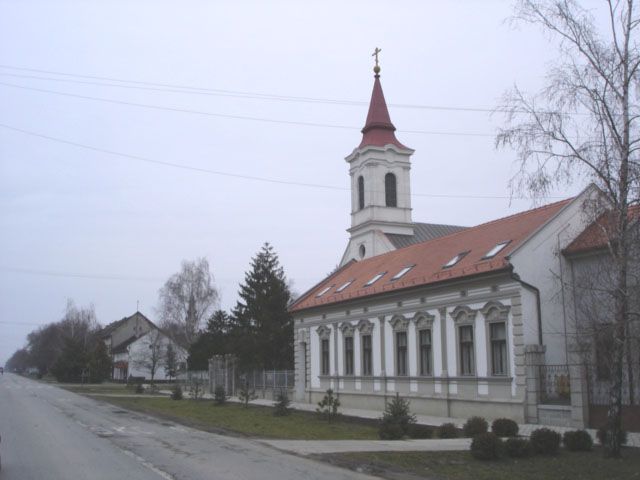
[0,0,609,365]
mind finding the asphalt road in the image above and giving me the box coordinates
[0,373,376,479]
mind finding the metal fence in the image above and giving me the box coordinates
[208,355,294,399]
[539,364,571,405]
[176,370,209,396]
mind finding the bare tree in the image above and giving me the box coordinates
[131,330,164,383]
[497,0,639,456]
[157,258,218,345]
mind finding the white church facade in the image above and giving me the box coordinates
[289,64,603,425]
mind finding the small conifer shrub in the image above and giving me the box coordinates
[463,416,488,437]
[491,418,519,437]
[530,428,561,455]
[378,393,417,440]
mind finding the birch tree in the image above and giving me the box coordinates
[496,0,639,457]
[157,257,218,345]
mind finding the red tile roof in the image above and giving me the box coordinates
[290,198,573,313]
[358,74,410,150]
[563,205,640,255]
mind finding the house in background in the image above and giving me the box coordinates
[112,328,187,381]
[289,66,608,428]
[101,311,186,381]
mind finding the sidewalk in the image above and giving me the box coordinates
[245,397,640,450]
[156,390,640,452]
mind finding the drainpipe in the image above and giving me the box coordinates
[511,273,543,346]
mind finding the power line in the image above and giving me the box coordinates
[0,122,562,200]
[0,81,495,138]
[0,64,502,113]
[0,266,162,282]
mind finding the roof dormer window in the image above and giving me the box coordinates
[316,285,334,297]
[443,251,469,269]
[364,272,386,286]
[391,265,414,281]
[336,280,354,293]
[483,241,510,259]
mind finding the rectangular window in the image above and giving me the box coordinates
[459,325,475,376]
[361,334,372,376]
[490,322,507,375]
[396,331,408,376]
[419,329,432,376]
[321,338,330,375]
[344,336,354,375]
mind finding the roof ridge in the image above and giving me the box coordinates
[413,197,573,245]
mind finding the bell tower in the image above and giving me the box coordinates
[340,52,415,266]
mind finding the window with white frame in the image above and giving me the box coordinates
[490,322,507,375]
[361,334,372,376]
[418,329,432,376]
[396,331,408,376]
[481,301,511,377]
[459,325,475,376]
[321,338,330,375]
[344,336,354,375]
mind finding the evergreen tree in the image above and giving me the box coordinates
[187,310,234,369]
[232,243,293,370]
[88,340,112,383]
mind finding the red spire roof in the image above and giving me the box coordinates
[359,74,409,150]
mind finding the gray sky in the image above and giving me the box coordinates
[0,0,606,365]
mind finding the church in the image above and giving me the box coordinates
[288,60,606,425]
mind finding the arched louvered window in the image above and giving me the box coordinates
[385,173,397,207]
[358,176,365,210]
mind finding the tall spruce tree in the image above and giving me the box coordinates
[232,243,293,370]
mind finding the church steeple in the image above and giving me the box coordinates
[339,54,416,266]
[359,73,408,150]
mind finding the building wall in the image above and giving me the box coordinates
[127,331,187,381]
[294,274,531,421]
[109,313,153,351]
[509,188,596,365]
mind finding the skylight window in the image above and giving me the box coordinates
[316,285,334,297]
[483,241,510,259]
[391,265,415,281]
[364,272,386,286]
[443,251,469,269]
[335,280,354,293]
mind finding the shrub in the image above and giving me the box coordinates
[438,422,459,439]
[505,437,532,458]
[238,380,257,408]
[316,389,340,421]
[530,428,561,455]
[135,383,145,394]
[273,390,291,416]
[213,385,226,405]
[378,393,417,440]
[491,418,519,437]
[563,430,593,451]
[470,432,503,460]
[463,416,488,437]
[596,427,628,447]
[189,378,205,400]
[170,384,183,400]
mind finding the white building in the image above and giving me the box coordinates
[289,65,602,426]
[102,311,187,381]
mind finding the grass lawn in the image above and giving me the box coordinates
[326,448,640,480]
[97,396,380,440]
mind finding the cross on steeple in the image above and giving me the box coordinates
[372,47,382,74]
